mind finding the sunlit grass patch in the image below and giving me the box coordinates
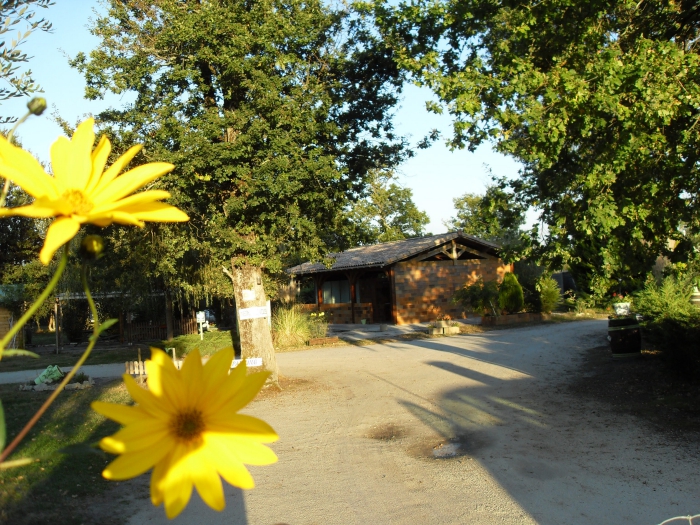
[0,380,128,525]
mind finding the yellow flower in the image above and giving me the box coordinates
[91,348,278,519]
[0,118,188,264]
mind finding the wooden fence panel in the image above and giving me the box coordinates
[124,318,198,342]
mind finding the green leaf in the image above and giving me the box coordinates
[0,458,33,470]
[0,399,5,451]
[2,349,39,359]
[97,318,118,335]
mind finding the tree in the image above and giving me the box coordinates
[372,0,700,298]
[445,184,525,258]
[72,0,407,379]
[343,170,430,246]
[0,0,53,123]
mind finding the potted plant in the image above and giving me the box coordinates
[612,293,631,316]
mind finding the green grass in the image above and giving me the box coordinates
[157,330,237,358]
[0,380,129,525]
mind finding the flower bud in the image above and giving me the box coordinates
[27,97,47,116]
[79,235,105,261]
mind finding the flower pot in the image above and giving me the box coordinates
[608,317,641,358]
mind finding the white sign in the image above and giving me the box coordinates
[231,358,263,368]
[239,306,268,320]
[242,289,256,302]
[196,311,205,323]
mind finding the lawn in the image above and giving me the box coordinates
[0,380,128,525]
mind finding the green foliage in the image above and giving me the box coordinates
[308,311,329,338]
[0,0,53,123]
[537,276,563,314]
[70,0,408,300]
[445,184,526,260]
[635,275,700,378]
[372,0,700,297]
[163,330,236,358]
[342,170,430,247]
[271,305,311,348]
[453,277,499,317]
[513,260,544,312]
[498,272,524,314]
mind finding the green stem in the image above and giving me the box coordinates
[0,262,100,465]
[0,244,70,357]
[0,110,32,208]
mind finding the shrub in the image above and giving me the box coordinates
[498,272,524,314]
[634,275,700,378]
[453,278,500,316]
[537,275,562,314]
[514,260,544,312]
[309,311,329,338]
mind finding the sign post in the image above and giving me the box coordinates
[196,310,205,340]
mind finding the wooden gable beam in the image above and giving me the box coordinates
[409,242,496,262]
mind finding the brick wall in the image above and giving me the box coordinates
[393,259,510,324]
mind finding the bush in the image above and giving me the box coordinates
[498,273,524,314]
[453,278,500,316]
[537,275,562,314]
[513,260,544,312]
[634,275,700,378]
[308,312,328,338]
[271,305,310,348]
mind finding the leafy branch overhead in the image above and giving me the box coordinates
[0,0,53,123]
[372,0,700,298]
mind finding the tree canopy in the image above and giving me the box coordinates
[71,0,408,300]
[445,184,525,251]
[372,0,700,297]
[343,169,430,247]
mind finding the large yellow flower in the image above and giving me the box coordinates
[0,118,188,264]
[92,347,278,519]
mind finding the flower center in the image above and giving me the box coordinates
[170,409,205,443]
[62,189,94,215]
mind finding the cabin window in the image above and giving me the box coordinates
[322,279,359,304]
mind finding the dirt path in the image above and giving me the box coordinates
[104,320,697,525]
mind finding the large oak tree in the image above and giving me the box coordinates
[72,0,408,378]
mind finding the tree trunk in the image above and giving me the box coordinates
[226,263,278,384]
[165,288,174,341]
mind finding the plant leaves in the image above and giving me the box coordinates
[0,399,5,451]
[2,349,39,358]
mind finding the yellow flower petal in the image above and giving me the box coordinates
[0,137,59,198]
[53,118,94,191]
[103,442,171,480]
[86,135,111,194]
[181,348,204,401]
[146,348,187,411]
[206,433,278,466]
[160,444,195,519]
[40,217,80,264]
[206,414,279,442]
[0,203,60,219]
[91,401,148,425]
[91,190,172,215]
[150,451,170,506]
[191,454,226,512]
[89,144,142,198]
[126,202,189,223]
[211,371,270,415]
[91,162,174,205]
[201,439,255,490]
[123,374,172,420]
[201,347,235,402]
[100,420,170,454]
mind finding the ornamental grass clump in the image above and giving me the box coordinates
[271,304,310,348]
[498,272,524,314]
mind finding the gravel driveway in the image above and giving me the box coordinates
[122,320,698,525]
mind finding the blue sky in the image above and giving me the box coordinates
[3,1,522,234]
